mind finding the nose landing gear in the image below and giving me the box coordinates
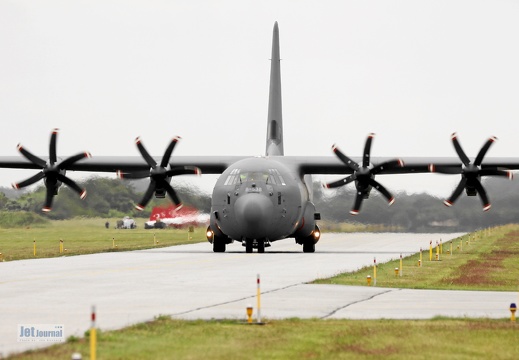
[243,238,269,253]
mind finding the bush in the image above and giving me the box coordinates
[0,211,50,228]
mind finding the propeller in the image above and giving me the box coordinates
[117,136,201,211]
[12,128,91,212]
[323,133,404,215]
[429,133,513,211]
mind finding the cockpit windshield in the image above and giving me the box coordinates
[223,168,286,186]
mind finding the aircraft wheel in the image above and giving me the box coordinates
[245,239,253,253]
[258,239,265,253]
[213,238,226,253]
[302,238,315,253]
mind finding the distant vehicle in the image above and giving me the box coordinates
[116,216,136,229]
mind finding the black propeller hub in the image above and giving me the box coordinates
[324,133,403,215]
[12,129,90,212]
[430,133,512,211]
[117,136,201,211]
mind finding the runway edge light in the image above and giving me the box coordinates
[510,303,517,322]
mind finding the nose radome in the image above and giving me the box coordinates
[235,194,273,238]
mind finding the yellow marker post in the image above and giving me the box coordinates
[436,241,440,261]
[112,237,115,249]
[510,303,516,322]
[33,240,36,257]
[90,306,97,360]
[59,239,63,254]
[429,241,432,261]
[460,239,463,252]
[419,248,423,267]
[246,304,253,324]
[450,242,453,256]
[373,258,377,286]
[399,254,403,277]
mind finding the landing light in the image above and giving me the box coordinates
[312,230,320,240]
[206,229,214,239]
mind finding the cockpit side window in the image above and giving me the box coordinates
[271,168,286,185]
[224,168,241,186]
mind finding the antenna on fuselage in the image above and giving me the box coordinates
[265,22,284,156]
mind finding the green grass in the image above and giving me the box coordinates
[9,317,519,360]
[0,217,206,261]
[314,224,519,291]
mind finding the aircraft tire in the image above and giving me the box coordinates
[302,238,315,253]
[213,238,226,253]
[258,239,265,253]
[245,239,253,253]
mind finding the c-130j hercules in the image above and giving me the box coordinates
[0,23,517,253]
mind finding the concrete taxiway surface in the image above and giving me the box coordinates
[1,232,517,356]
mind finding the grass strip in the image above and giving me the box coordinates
[0,217,206,261]
[314,224,519,291]
[9,317,519,360]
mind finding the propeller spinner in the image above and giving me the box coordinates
[429,133,513,211]
[117,136,201,211]
[12,128,91,212]
[324,133,404,215]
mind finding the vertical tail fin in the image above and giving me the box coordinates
[266,22,284,156]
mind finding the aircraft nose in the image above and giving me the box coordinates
[235,194,273,238]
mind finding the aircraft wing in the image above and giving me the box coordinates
[0,156,248,174]
[279,156,519,175]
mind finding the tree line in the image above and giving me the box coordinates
[0,177,518,231]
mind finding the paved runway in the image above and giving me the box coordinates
[1,232,517,356]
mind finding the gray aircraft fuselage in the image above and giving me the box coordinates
[209,157,317,246]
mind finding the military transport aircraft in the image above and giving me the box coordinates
[0,22,518,253]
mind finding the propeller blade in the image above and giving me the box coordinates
[17,144,47,168]
[428,164,463,174]
[444,178,467,207]
[42,186,55,212]
[12,172,45,189]
[59,152,92,169]
[350,192,364,215]
[451,133,471,166]
[135,182,156,211]
[479,169,513,179]
[371,159,404,175]
[160,136,181,168]
[163,181,182,206]
[362,133,375,168]
[56,174,87,199]
[135,137,157,168]
[324,174,356,189]
[473,179,491,211]
[332,144,359,171]
[474,136,497,166]
[49,128,58,165]
[116,170,151,180]
[165,166,201,177]
[367,178,395,205]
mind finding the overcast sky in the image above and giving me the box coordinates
[2,1,519,198]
